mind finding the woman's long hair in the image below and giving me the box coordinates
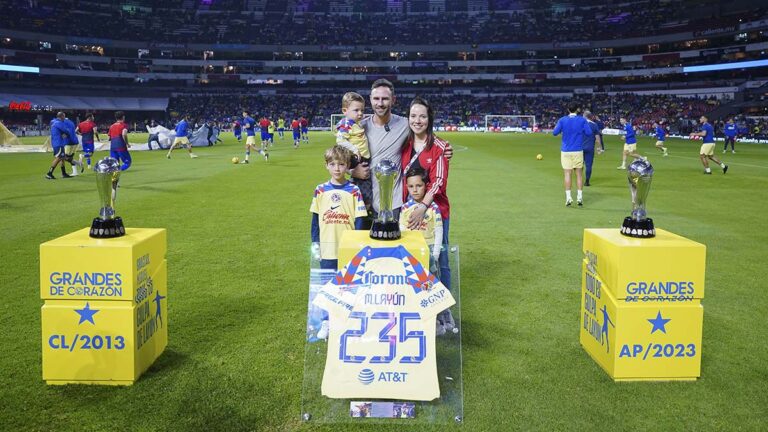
[405,96,435,151]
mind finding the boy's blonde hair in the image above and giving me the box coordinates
[324,145,353,165]
[342,92,365,109]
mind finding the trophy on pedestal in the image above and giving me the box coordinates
[621,159,655,238]
[370,159,401,240]
[90,157,125,238]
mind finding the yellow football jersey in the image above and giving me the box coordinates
[313,245,455,401]
[310,181,367,260]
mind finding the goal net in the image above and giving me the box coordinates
[484,115,537,133]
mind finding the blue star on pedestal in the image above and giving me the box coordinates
[647,311,671,334]
[74,302,99,325]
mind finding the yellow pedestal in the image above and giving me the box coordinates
[338,230,429,269]
[580,229,705,381]
[40,228,167,385]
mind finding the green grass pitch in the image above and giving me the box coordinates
[1,131,766,431]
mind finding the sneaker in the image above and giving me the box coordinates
[264,153,269,162]
[45,173,55,180]
[441,310,456,333]
[566,199,573,207]
[732,150,736,154]
[663,152,668,157]
[240,159,249,164]
[722,150,727,154]
[723,165,728,174]
[190,153,198,159]
[577,199,583,206]
[166,154,171,159]
[435,322,446,336]
[704,171,712,175]
[584,181,591,187]
[316,320,329,340]
[61,172,73,178]
[617,165,626,170]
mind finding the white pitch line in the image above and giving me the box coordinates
[663,154,768,170]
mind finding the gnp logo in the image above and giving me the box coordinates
[420,287,448,308]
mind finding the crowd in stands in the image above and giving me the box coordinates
[2,0,764,45]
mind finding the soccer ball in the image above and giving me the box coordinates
[536,154,543,160]
[232,156,240,164]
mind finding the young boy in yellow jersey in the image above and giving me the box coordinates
[399,167,443,269]
[310,145,368,339]
[399,168,455,335]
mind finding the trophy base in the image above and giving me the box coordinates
[369,221,401,240]
[620,217,655,238]
[90,217,126,238]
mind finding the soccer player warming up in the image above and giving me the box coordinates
[723,118,737,153]
[241,110,258,163]
[166,115,197,159]
[108,111,132,171]
[310,146,367,339]
[277,116,285,139]
[61,113,85,176]
[300,116,309,143]
[336,92,373,213]
[654,121,669,156]
[77,113,100,170]
[553,104,592,206]
[232,118,242,142]
[258,115,270,161]
[617,117,645,169]
[291,117,301,149]
[690,115,728,175]
[45,112,79,179]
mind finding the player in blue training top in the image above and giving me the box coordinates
[690,115,728,175]
[241,110,259,163]
[582,111,602,187]
[45,112,78,179]
[617,117,645,170]
[553,103,593,206]
[166,114,198,159]
[594,114,605,153]
[653,121,669,156]
[723,118,737,153]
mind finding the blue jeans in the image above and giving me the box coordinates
[438,218,451,290]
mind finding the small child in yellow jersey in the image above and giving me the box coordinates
[399,167,443,264]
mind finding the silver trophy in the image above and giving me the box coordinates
[89,157,126,238]
[621,159,655,238]
[370,159,401,240]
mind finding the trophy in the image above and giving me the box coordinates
[89,157,126,238]
[621,159,656,238]
[370,159,401,240]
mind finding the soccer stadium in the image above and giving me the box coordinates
[1,0,767,430]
